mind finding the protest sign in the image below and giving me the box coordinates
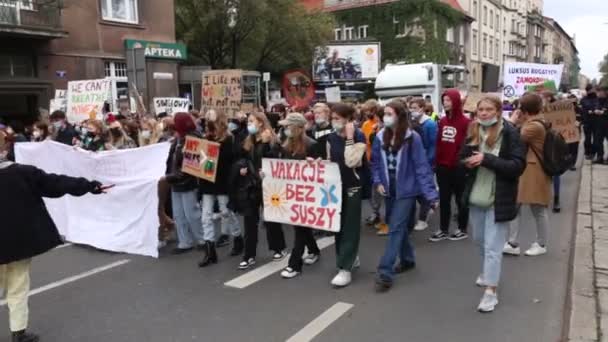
[502,62,563,100]
[49,89,67,113]
[66,79,112,123]
[525,80,558,94]
[283,70,315,109]
[542,100,580,143]
[181,136,221,183]
[201,69,242,117]
[262,158,342,232]
[153,97,190,115]
[325,86,341,103]
[15,141,171,257]
[463,92,485,113]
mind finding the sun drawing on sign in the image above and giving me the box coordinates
[263,183,289,217]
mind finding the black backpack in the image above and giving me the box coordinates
[530,120,573,176]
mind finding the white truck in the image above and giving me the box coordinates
[374,63,467,114]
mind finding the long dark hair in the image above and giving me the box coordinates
[383,101,410,150]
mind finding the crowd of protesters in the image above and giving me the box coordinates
[1,87,590,341]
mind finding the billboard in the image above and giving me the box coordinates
[313,43,380,82]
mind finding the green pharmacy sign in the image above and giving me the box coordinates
[125,39,187,60]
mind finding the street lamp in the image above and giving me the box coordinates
[227,0,239,68]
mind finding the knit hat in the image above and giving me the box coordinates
[278,113,307,128]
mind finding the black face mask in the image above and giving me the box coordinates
[110,128,122,138]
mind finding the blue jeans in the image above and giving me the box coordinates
[377,197,416,282]
[171,190,204,248]
[470,206,509,287]
[201,194,241,242]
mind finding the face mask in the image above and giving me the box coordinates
[315,118,326,126]
[332,120,344,132]
[33,131,41,139]
[81,128,88,136]
[284,128,293,138]
[141,130,151,139]
[383,115,396,128]
[53,121,63,130]
[247,124,259,135]
[410,111,422,120]
[6,127,14,135]
[228,122,238,132]
[477,117,498,127]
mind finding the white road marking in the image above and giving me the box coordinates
[0,259,130,306]
[285,302,354,342]
[225,236,335,289]
[54,243,73,249]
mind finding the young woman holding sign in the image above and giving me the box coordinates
[325,103,368,287]
[372,101,439,293]
[276,113,322,279]
[235,112,286,270]
[198,110,243,268]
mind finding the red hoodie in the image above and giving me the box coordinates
[435,89,471,169]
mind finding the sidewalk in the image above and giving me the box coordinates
[569,160,608,341]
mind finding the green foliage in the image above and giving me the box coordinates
[332,0,463,65]
[175,0,334,72]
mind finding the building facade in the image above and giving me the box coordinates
[543,17,579,89]
[1,0,183,122]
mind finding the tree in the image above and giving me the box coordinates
[175,0,334,72]
[599,53,608,87]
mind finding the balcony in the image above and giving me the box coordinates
[0,0,66,39]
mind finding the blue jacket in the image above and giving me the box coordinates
[418,115,438,166]
[371,129,438,202]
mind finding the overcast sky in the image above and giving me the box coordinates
[544,0,608,80]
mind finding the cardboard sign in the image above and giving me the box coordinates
[153,97,190,115]
[543,100,580,143]
[503,62,563,100]
[181,136,221,183]
[66,79,112,123]
[201,69,242,118]
[463,92,485,113]
[525,80,558,94]
[262,158,342,232]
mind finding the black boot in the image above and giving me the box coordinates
[217,234,230,247]
[553,197,561,213]
[230,236,244,256]
[12,330,39,342]
[198,242,218,267]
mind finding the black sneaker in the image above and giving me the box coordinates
[12,330,39,342]
[216,234,230,247]
[394,261,416,274]
[374,275,393,293]
[171,247,193,255]
[593,159,605,165]
[365,214,380,226]
[428,231,448,242]
[448,230,469,241]
[553,203,561,213]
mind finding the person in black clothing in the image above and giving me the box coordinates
[0,157,108,342]
[164,112,205,254]
[5,121,28,161]
[277,113,322,279]
[49,110,79,146]
[593,87,608,164]
[234,111,286,270]
[78,120,107,152]
[198,110,243,267]
[581,85,599,160]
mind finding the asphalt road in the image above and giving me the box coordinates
[0,168,580,342]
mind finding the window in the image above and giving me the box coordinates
[495,41,499,60]
[472,30,478,54]
[490,10,493,29]
[104,61,129,111]
[101,0,138,24]
[473,1,477,17]
[343,27,354,40]
[489,37,494,58]
[483,7,489,25]
[0,54,35,78]
[334,28,342,41]
[104,61,127,78]
[483,34,487,57]
[20,0,34,10]
[509,42,515,55]
[358,25,368,39]
[496,14,500,31]
[446,27,454,43]
[459,26,465,46]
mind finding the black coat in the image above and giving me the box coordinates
[166,131,202,192]
[0,161,98,264]
[199,135,234,195]
[55,124,79,146]
[460,121,526,222]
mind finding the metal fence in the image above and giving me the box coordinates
[0,0,62,30]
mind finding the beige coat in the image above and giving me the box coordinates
[517,119,552,206]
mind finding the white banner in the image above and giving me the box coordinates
[262,158,342,232]
[502,62,564,100]
[153,97,190,115]
[66,79,112,123]
[15,141,171,257]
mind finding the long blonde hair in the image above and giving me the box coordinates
[243,111,276,152]
[139,118,161,146]
[205,109,230,142]
[467,96,503,149]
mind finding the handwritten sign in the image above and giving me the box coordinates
[262,159,342,232]
[153,97,190,115]
[503,62,563,100]
[201,69,242,118]
[66,79,112,123]
[463,92,485,113]
[181,136,221,183]
[543,100,580,143]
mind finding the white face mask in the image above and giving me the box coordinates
[141,130,151,139]
[332,120,344,132]
[383,115,396,128]
[284,128,293,138]
[410,111,423,120]
[33,131,41,139]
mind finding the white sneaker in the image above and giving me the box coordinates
[238,258,256,270]
[272,250,287,261]
[303,254,319,265]
[331,270,352,287]
[477,290,499,313]
[525,242,547,256]
[476,275,486,287]
[352,256,361,269]
[503,242,521,256]
[414,220,429,231]
[280,267,300,279]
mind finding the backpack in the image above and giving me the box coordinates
[530,120,572,176]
